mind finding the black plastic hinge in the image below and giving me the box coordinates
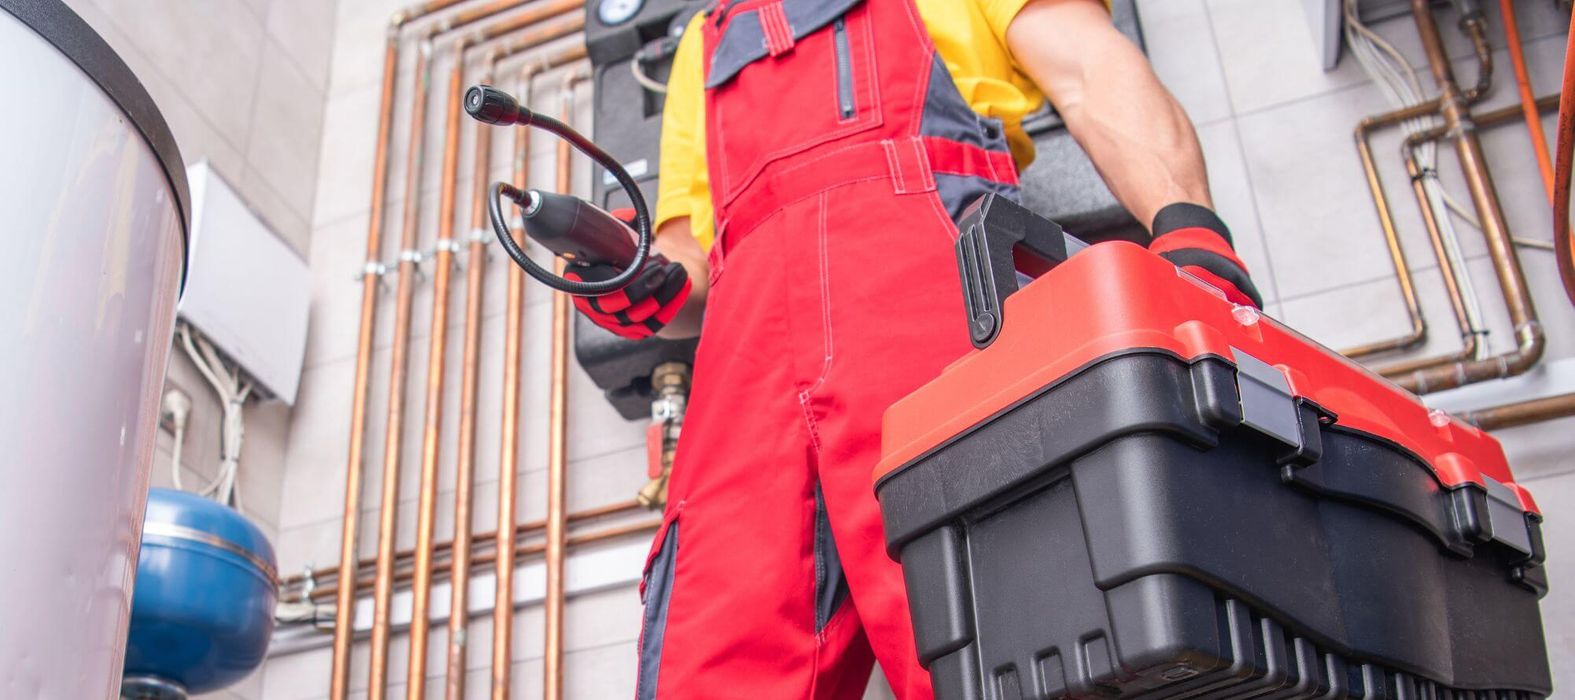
[954,194,1085,348]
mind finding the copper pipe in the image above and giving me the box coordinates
[405,8,587,694]
[1376,95,1564,379]
[544,70,585,700]
[490,50,590,700]
[1343,103,1433,359]
[366,26,439,700]
[328,3,481,695]
[440,54,498,700]
[286,498,639,592]
[1463,392,1575,431]
[1459,34,1575,429]
[461,44,584,700]
[1390,0,1544,396]
[300,500,643,600]
[1381,127,1482,375]
[490,60,533,700]
[1339,32,1496,361]
[328,22,398,700]
[309,519,663,603]
[463,0,583,47]
[406,36,472,699]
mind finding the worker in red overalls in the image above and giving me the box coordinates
[566,1,1264,697]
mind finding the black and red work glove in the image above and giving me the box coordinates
[1148,203,1263,309]
[563,209,691,340]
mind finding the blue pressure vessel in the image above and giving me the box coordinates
[123,488,277,696]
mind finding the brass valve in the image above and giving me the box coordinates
[637,362,690,509]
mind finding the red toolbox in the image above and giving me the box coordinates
[874,195,1551,699]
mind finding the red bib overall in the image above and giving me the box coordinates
[636,1,1019,697]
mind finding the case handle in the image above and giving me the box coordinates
[955,194,1086,348]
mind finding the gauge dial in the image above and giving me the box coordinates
[598,0,644,26]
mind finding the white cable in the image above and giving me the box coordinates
[631,57,668,95]
[170,421,186,491]
[177,323,250,507]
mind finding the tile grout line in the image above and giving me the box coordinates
[1199,0,1283,306]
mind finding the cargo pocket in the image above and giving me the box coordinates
[813,486,850,634]
[636,515,680,700]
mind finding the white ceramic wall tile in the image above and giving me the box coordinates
[250,38,328,228]
[275,516,346,583]
[1196,119,1279,302]
[240,399,293,531]
[260,642,333,699]
[864,669,897,700]
[305,214,373,370]
[1514,470,1575,692]
[1494,415,1575,483]
[1140,0,1232,126]
[562,641,638,699]
[93,0,268,140]
[314,80,384,229]
[280,355,358,529]
[1206,0,1371,115]
[267,0,338,91]
[243,166,315,256]
[1237,83,1426,298]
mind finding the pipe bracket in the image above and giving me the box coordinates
[355,260,390,283]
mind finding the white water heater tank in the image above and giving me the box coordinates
[0,1,189,697]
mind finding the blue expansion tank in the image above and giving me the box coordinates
[123,488,277,696]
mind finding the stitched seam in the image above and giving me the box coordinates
[882,140,904,194]
[924,188,957,245]
[858,7,881,128]
[814,598,855,645]
[910,137,935,191]
[729,174,885,242]
[798,192,834,454]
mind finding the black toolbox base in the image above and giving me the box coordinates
[881,354,1549,700]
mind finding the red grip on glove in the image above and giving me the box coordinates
[1148,203,1263,309]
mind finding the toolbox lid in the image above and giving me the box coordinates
[877,241,1537,514]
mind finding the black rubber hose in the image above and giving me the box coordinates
[469,85,652,296]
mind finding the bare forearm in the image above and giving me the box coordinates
[652,216,710,339]
[1007,0,1211,230]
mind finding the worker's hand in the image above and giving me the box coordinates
[565,253,692,340]
[1148,203,1264,309]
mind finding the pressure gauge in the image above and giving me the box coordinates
[598,0,644,26]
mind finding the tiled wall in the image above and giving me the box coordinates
[94,0,1573,697]
[1146,0,1575,693]
[58,1,338,698]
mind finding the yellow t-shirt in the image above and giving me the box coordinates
[655,0,1105,250]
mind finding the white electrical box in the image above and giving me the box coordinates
[178,162,310,404]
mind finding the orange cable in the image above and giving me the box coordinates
[1502,0,1557,203]
[1552,4,1575,308]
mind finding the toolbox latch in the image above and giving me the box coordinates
[1230,348,1302,452]
[1481,475,1535,557]
[954,194,1086,348]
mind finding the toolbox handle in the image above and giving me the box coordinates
[955,194,1085,348]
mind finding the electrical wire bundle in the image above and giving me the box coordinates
[174,323,252,509]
